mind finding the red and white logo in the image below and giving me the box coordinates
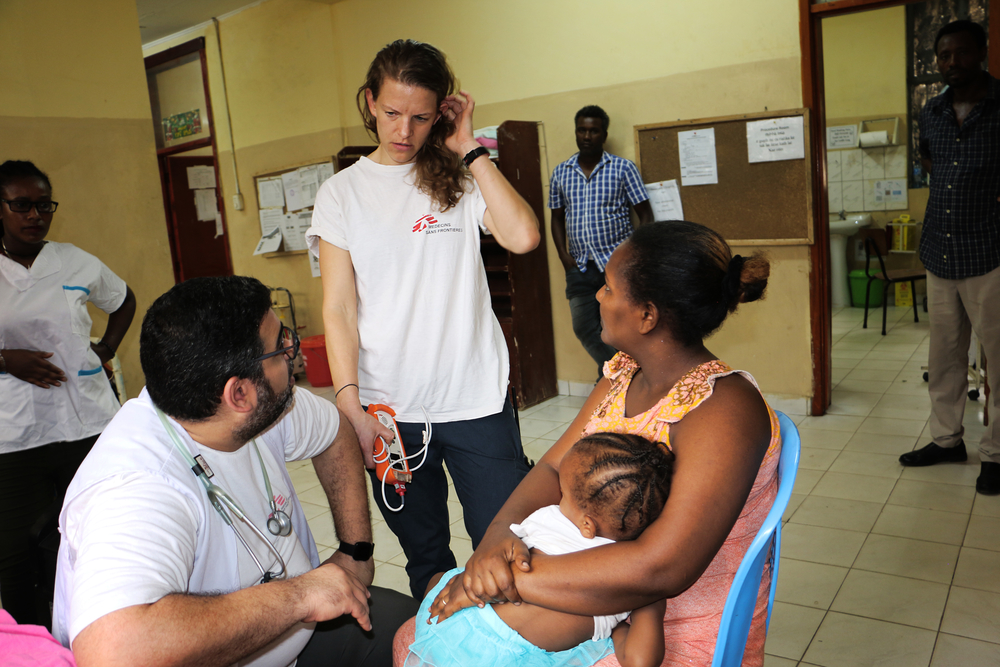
[412,214,439,232]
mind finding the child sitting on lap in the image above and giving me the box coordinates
[404,432,674,667]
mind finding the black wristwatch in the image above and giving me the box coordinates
[337,541,375,561]
[463,146,490,168]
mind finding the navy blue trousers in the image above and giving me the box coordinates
[368,399,529,598]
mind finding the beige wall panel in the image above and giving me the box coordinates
[0,0,150,120]
[217,128,347,339]
[331,0,801,110]
[0,116,175,396]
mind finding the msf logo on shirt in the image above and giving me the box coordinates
[412,214,440,233]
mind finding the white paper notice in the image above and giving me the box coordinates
[827,124,859,149]
[186,165,216,190]
[645,180,684,221]
[253,227,283,255]
[282,171,306,212]
[259,208,284,235]
[317,162,335,185]
[873,179,908,208]
[281,211,312,251]
[309,251,321,278]
[214,212,224,239]
[194,188,217,222]
[297,166,319,209]
[678,129,718,186]
[258,178,285,209]
[747,116,805,163]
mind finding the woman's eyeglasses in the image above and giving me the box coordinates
[2,200,59,214]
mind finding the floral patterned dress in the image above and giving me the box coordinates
[588,353,781,667]
[391,353,781,667]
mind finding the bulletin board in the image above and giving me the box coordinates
[252,158,336,264]
[634,108,813,245]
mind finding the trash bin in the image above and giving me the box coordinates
[849,270,883,308]
[300,335,333,387]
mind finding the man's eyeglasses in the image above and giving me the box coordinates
[254,324,300,363]
[2,200,59,214]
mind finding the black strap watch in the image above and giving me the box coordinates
[337,541,375,561]
[463,146,490,168]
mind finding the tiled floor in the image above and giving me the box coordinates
[296,305,999,666]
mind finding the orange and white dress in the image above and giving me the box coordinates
[589,354,781,667]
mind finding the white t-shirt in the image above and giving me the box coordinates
[53,387,341,667]
[305,157,508,423]
[0,242,127,452]
[510,505,631,641]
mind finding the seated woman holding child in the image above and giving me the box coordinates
[395,220,780,667]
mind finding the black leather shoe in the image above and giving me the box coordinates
[977,462,1000,495]
[899,441,967,467]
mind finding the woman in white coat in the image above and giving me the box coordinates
[0,160,136,627]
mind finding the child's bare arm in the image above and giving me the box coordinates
[610,598,666,667]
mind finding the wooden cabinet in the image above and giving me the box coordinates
[484,120,557,408]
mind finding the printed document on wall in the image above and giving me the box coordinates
[259,208,284,235]
[747,116,805,163]
[282,171,306,212]
[258,178,285,209]
[678,129,718,186]
[281,210,312,252]
[254,227,283,255]
[645,180,684,221]
[194,188,217,221]
[186,165,216,189]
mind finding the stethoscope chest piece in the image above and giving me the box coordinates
[267,510,293,537]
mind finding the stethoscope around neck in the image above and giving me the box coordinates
[155,406,290,583]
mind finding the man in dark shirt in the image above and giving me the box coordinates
[898,20,1000,495]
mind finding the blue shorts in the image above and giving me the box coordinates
[404,568,615,667]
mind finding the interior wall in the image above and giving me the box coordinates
[1,0,174,396]
[822,6,927,279]
[144,0,812,399]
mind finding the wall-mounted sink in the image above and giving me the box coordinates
[830,213,873,235]
[829,213,872,307]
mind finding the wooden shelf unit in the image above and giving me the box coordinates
[488,120,558,409]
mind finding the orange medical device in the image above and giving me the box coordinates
[366,404,412,486]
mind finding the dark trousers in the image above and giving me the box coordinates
[297,585,419,667]
[566,261,617,375]
[368,399,529,598]
[0,434,97,627]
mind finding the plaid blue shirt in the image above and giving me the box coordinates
[548,152,649,272]
[918,73,1000,279]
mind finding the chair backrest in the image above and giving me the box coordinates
[709,411,800,667]
[858,228,890,278]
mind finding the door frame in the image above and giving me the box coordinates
[145,37,233,282]
[799,0,999,415]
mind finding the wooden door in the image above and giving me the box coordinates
[163,155,232,280]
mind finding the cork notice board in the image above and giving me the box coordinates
[634,108,813,245]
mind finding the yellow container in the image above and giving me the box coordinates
[892,214,911,251]
[895,282,913,307]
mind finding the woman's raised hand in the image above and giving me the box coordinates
[2,349,66,388]
[440,90,479,158]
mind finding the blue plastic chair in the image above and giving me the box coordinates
[709,411,800,667]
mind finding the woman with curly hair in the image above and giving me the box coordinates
[306,39,540,600]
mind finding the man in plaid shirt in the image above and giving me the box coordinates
[549,106,654,375]
[898,21,1000,495]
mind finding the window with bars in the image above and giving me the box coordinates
[907,0,989,188]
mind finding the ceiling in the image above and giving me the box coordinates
[136,0,262,45]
